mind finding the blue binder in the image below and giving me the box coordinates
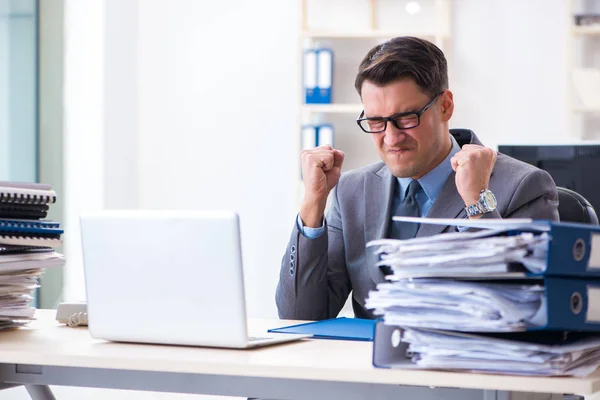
[316,124,334,147]
[397,218,600,278]
[301,125,318,150]
[303,48,333,104]
[371,320,600,370]
[316,48,333,104]
[300,124,335,149]
[538,277,600,332]
[268,317,376,341]
[303,49,318,104]
[529,220,600,278]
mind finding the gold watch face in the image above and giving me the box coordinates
[482,190,497,210]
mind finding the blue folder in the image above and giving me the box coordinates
[268,317,376,341]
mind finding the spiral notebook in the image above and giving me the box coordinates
[0,235,61,248]
[0,219,62,236]
[0,185,56,205]
[0,204,49,220]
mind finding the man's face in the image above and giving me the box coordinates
[360,79,452,179]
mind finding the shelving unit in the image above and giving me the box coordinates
[567,0,600,139]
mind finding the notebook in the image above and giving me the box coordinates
[0,185,56,205]
[0,204,49,220]
[0,235,61,248]
[268,317,376,341]
[0,219,62,236]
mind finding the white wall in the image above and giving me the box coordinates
[450,0,570,149]
[62,0,106,303]
[136,0,299,319]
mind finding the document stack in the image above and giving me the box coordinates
[367,217,600,377]
[0,182,64,329]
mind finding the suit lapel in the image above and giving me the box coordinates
[364,165,395,243]
[416,171,465,237]
[364,166,395,286]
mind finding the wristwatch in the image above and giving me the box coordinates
[465,189,497,217]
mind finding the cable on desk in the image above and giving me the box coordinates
[67,312,88,327]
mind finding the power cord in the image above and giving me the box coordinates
[67,312,88,327]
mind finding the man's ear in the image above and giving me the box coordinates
[440,90,454,122]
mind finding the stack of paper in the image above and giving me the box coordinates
[366,217,600,376]
[367,228,549,278]
[0,182,64,329]
[366,279,547,331]
[401,327,600,377]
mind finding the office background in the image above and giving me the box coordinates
[4,0,600,399]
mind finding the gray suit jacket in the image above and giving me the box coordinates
[276,129,559,320]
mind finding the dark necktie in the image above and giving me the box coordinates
[388,180,422,240]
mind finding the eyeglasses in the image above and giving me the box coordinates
[356,91,444,134]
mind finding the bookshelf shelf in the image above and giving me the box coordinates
[573,105,600,112]
[572,26,600,36]
[302,104,363,114]
[301,30,442,40]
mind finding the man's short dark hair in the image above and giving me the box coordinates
[354,36,448,98]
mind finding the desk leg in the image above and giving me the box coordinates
[25,385,56,400]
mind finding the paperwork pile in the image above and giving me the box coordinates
[366,279,547,332]
[0,182,64,328]
[367,217,600,376]
[400,328,600,377]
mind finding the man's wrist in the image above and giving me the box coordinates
[464,188,497,218]
[462,189,484,207]
[300,199,326,228]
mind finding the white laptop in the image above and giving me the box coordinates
[79,210,308,348]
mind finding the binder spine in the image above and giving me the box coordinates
[316,124,334,147]
[303,49,318,104]
[546,223,600,278]
[545,277,600,332]
[316,48,333,104]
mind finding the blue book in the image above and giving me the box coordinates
[268,317,376,341]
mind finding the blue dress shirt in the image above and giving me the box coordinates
[298,136,461,239]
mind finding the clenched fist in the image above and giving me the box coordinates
[300,145,345,227]
[450,144,497,209]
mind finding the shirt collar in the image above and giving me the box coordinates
[397,135,461,202]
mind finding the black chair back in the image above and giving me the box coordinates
[557,187,599,225]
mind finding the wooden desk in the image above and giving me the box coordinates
[0,310,598,400]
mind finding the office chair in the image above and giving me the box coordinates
[557,187,599,225]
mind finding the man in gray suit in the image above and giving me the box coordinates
[276,36,559,321]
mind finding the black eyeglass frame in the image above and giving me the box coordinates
[356,91,445,133]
